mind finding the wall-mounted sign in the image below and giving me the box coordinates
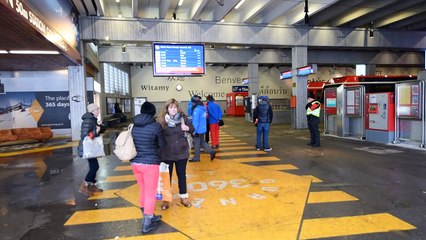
[280,70,292,80]
[232,86,249,92]
[297,64,317,76]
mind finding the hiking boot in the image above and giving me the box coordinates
[79,182,93,197]
[142,214,161,234]
[88,184,103,192]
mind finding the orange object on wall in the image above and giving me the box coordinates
[290,96,297,108]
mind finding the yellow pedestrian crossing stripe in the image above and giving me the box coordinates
[88,189,120,200]
[114,165,132,171]
[217,151,266,157]
[307,190,358,204]
[105,175,135,182]
[300,213,416,239]
[217,146,254,150]
[260,164,298,171]
[104,232,190,240]
[301,175,323,183]
[64,207,141,225]
[219,142,248,146]
[226,156,280,162]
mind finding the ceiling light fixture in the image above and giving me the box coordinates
[0,50,8,54]
[234,0,246,9]
[115,0,120,2]
[178,0,184,6]
[220,19,225,23]
[369,21,374,38]
[9,50,59,54]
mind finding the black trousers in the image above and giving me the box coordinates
[85,158,99,183]
[308,116,320,146]
[162,159,188,195]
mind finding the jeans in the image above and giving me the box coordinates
[256,123,270,149]
[162,159,188,195]
[193,134,214,160]
[85,158,99,184]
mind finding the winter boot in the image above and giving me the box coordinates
[142,214,160,233]
[79,181,94,197]
[88,183,103,192]
[141,208,162,222]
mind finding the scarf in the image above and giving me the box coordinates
[165,113,181,127]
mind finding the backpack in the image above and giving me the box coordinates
[113,124,137,161]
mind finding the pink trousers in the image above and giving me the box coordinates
[131,164,159,215]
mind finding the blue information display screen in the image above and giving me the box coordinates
[153,43,205,76]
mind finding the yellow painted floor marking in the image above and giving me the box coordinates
[88,189,120,200]
[217,146,255,151]
[219,136,237,139]
[217,151,267,157]
[0,141,78,157]
[104,175,135,182]
[300,213,416,239]
[219,139,242,143]
[114,160,311,239]
[64,206,141,226]
[301,175,323,183]
[226,156,280,162]
[104,232,189,240]
[219,142,248,146]
[114,165,132,171]
[307,190,358,204]
[260,164,299,171]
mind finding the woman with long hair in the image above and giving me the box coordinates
[158,99,194,209]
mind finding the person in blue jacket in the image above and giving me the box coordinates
[189,99,216,162]
[206,95,222,148]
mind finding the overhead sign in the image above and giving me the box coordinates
[297,64,317,76]
[0,0,81,63]
[280,70,292,80]
[232,86,249,92]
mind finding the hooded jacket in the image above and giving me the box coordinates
[253,101,273,123]
[192,103,207,134]
[131,113,166,165]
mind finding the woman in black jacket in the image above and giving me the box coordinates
[157,99,194,210]
[131,101,166,234]
[78,103,105,197]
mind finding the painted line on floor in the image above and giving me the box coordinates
[307,190,358,204]
[0,141,78,157]
[301,175,323,183]
[104,175,135,182]
[217,146,256,151]
[217,151,267,157]
[114,165,132,171]
[260,164,299,171]
[88,189,121,200]
[299,213,416,239]
[104,232,190,240]
[220,139,243,143]
[64,206,141,226]
[223,156,281,162]
[219,142,248,146]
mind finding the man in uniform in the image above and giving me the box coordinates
[306,93,321,147]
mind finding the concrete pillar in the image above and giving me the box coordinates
[366,64,376,75]
[291,46,308,129]
[68,66,87,141]
[246,63,259,116]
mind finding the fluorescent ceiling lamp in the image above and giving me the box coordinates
[178,0,184,6]
[9,50,60,54]
[0,50,8,54]
[220,19,225,23]
[234,0,246,9]
[115,0,120,2]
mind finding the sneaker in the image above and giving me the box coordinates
[210,152,216,161]
[264,148,272,152]
[256,148,261,151]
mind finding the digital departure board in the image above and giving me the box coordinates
[152,43,205,76]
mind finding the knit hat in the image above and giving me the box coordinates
[191,95,201,103]
[87,103,99,113]
[140,101,156,116]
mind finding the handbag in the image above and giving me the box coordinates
[82,135,105,159]
[114,124,137,161]
[218,119,224,126]
[156,162,172,202]
[180,117,193,149]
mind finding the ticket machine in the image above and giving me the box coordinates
[365,92,395,143]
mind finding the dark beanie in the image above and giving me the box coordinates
[140,101,156,116]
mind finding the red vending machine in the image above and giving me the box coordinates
[365,92,395,143]
[226,90,248,116]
